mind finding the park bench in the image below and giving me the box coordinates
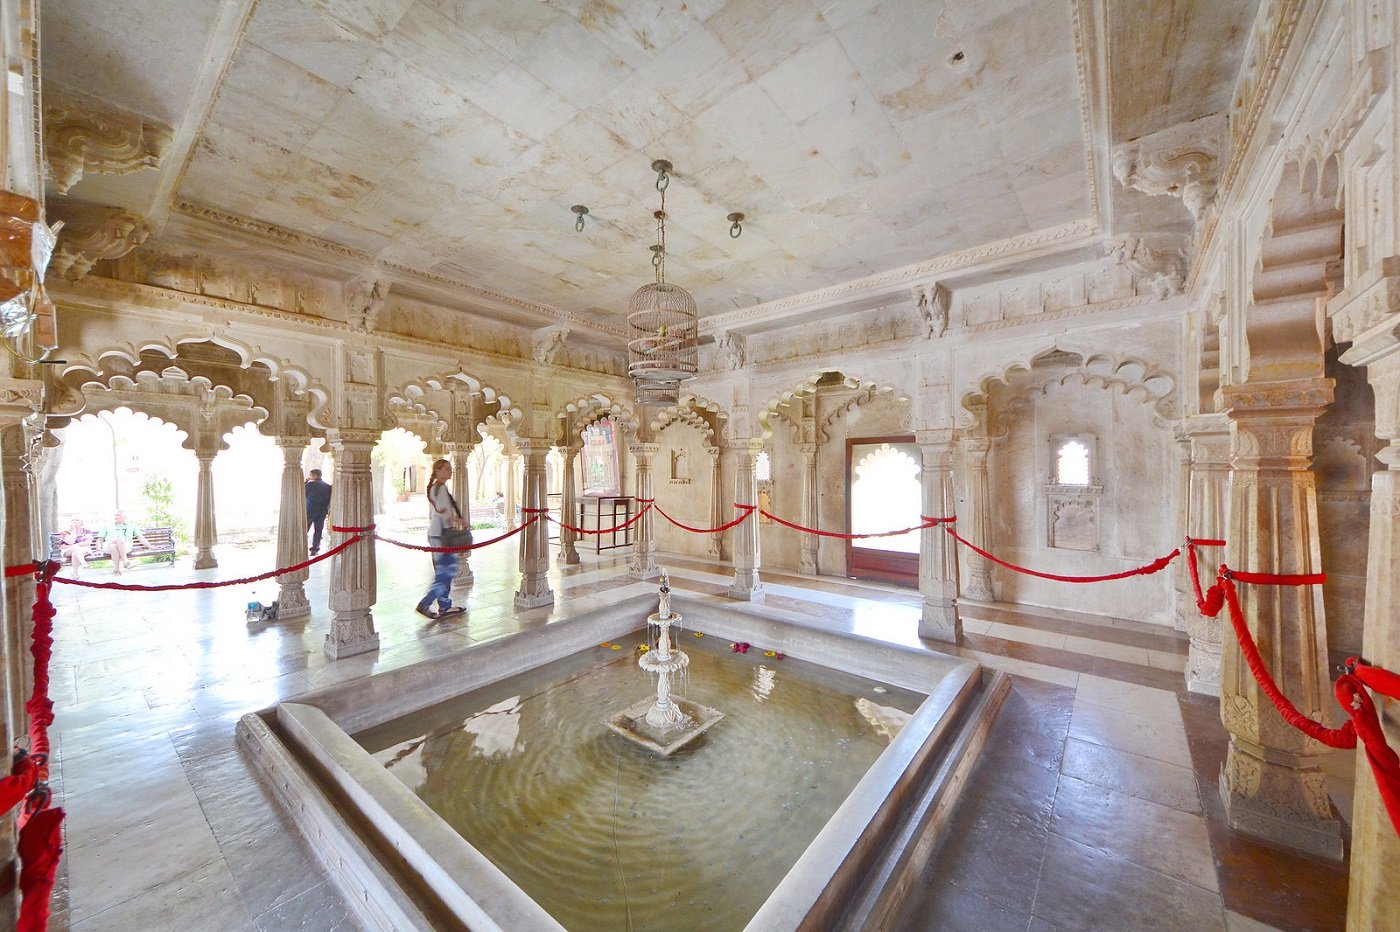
[48,527,178,567]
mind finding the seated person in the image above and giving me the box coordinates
[100,510,153,575]
[58,517,93,576]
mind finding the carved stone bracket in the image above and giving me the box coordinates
[532,325,569,365]
[714,330,746,371]
[43,84,171,194]
[1107,235,1187,299]
[345,272,388,333]
[1112,114,1226,220]
[912,282,951,338]
[49,205,152,280]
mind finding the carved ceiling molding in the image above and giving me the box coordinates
[704,218,1099,332]
[171,201,624,338]
[1070,0,1109,225]
[43,84,171,194]
[49,205,152,280]
[964,293,1160,334]
[1112,114,1226,220]
[1221,0,1308,198]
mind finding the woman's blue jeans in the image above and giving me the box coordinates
[421,544,457,610]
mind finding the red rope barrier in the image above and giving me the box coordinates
[1209,569,1400,837]
[946,527,1180,582]
[375,516,540,552]
[11,561,63,931]
[651,503,755,534]
[760,510,950,540]
[53,535,360,591]
[1185,539,1226,616]
[547,504,653,536]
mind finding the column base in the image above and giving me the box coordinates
[324,612,379,659]
[1220,741,1343,861]
[1185,638,1221,696]
[799,555,817,575]
[726,580,764,602]
[194,550,218,570]
[273,584,311,622]
[629,563,660,580]
[559,545,580,566]
[452,566,475,591]
[514,586,554,609]
[919,599,962,644]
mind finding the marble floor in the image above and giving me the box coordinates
[36,538,1353,931]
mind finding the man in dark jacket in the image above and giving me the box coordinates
[305,468,332,555]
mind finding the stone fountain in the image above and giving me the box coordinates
[603,569,724,755]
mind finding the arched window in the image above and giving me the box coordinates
[1055,439,1091,485]
[754,450,771,482]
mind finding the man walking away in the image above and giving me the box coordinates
[305,468,332,555]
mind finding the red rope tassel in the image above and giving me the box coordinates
[1185,541,1226,616]
[16,807,63,932]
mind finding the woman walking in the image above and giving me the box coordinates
[417,458,467,619]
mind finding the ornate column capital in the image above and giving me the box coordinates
[327,427,380,449]
[627,441,660,458]
[796,442,818,457]
[0,379,42,426]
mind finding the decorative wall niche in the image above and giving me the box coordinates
[1046,434,1102,551]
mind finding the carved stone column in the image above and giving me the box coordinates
[1219,379,1341,860]
[1182,414,1230,695]
[505,451,521,530]
[0,419,40,747]
[446,442,475,590]
[917,429,961,643]
[727,441,764,601]
[192,448,219,569]
[960,436,995,601]
[1337,312,1400,928]
[707,445,724,561]
[557,445,580,566]
[628,442,660,580]
[0,382,42,931]
[1172,429,1193,633]
[798,442,819,575]
[325,430,379,658]
[514,438,554,608]
[272,438,311,621]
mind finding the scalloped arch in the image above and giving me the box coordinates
[959,344,1177,430]
[757,368,912,441]
[58,336,329,428]
[387,369,516,440]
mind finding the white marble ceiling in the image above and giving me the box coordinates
[41,0,1258,334]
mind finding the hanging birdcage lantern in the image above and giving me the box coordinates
[627,160,698,406]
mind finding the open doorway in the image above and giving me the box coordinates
[846,436,919,586]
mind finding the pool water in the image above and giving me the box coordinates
[355,631,927,931]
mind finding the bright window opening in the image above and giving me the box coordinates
[1055,439,1091,485]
